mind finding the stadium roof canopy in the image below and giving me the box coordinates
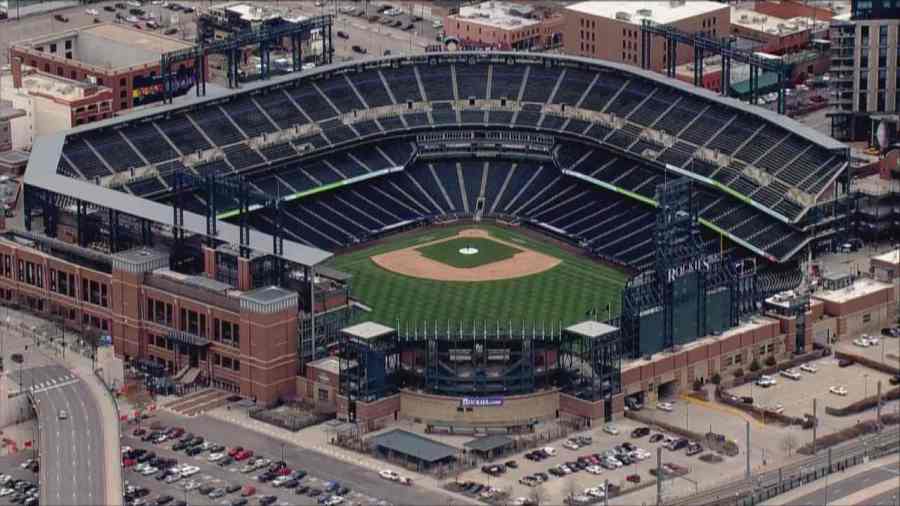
[369,430,458,463]
[24,134,332,268]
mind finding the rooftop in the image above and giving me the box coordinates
[368,430,458,463]
[16,24,192,70]
[463,434,514,452]
[566,320,619,339]
[453,1,541,29]
[307,356,344,376]
[17,69,106,101]
[341,321,395,341]
[218,2,284,22]
[242,285,295,304]
[813,277,893,304]
[566,1,728,26]
[731,8,829,36]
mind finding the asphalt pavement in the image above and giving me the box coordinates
[26,364,105,506]
[143,410,454,506]
[782,462,900,506]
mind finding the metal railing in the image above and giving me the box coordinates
[667,426,900,505]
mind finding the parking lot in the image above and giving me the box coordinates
[0,451,38,506]
[122,427,390,506]
[837,334,900,369]
[450,418,740,506]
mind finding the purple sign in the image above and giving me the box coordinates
[461,397,504,408]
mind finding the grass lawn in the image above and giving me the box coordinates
[416,237,521,269]
[327,225,628,326]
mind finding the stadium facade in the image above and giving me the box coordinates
[3,51,893,426]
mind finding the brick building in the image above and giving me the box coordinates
[562,0,730,73]
[731,7,829,55]
[8,23,199,115]
[442,1,564,50]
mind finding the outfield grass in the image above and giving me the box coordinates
[416,237,521,269]
[327,225,627,326]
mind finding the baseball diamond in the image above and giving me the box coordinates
[328,225,627,325]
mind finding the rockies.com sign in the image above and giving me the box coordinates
[461,397,504,408]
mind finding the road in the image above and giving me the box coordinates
[26,364,105,506]
[145,410,454,506]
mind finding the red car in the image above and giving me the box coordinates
[627,474,641,483]
[228,447,243,457]
[235,450,253,461]
[277,467,291,477]
[122,458,136,467]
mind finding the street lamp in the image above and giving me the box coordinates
[864,374,869,398]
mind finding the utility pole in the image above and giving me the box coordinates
[745,420,751,479]
[656,447,663,506]
[812,398,818,454]
[876,381,882,426]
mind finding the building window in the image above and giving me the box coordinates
[863,313,872,323]
[318,389,329,401]
[50,43,57,53]
[65,40,72,50]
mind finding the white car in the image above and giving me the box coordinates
[125,15,139,23]
[585,465,604,475]
[780,369,801,380]
[511,498,530,506]
[756,375,777,387]
[829,386,848,396]
[379,470,399,481]
[183,480,200,491]
[86,8,98,15]
[657,402,674,412]
[180,466,200,477]
[866,335,880,345]
[771,403,785,414]
[563,440,580,450]
[631,449,651,460]
[800,363,818,373]
[853,338,870,347]
[272,475,292,487]
[127,1,142,6]
[324,497,344,506]
[542,446,557,456]
[585,487,606,499]
[0,488,15,497]
[140,466,158,476]
[602,424,619,435]
[20,459,34,469]
[208,452,224,462]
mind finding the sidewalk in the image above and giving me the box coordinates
[205,406,482,506]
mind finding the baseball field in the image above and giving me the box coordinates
[326,224,628,326]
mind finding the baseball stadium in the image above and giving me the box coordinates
[10,50,860,429]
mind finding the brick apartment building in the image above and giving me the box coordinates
[562,0,730,73]
[9,23,200,115]
[442,1,565,50]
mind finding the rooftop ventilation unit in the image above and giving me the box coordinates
[615,11,632,21]
[636,8,653,17]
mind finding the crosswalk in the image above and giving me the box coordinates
[28,375,80,394]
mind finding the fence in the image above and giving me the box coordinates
[248,401,334,432]
[667,427,900,506]
[95,369,126,503]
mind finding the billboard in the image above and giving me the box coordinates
[132,67,195,107]
[461,397,503,408]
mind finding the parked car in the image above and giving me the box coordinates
[54,14,69,22]
[780,369,801,380]
[602,424,620,435]
[351,45,367,54]
[648,433,665,443]
[756,375,777,387]
[657,402,674,412]
[829,386,848,396]
[838,359,854,368]
[800,363,818,373]
[890,374,900,386]
[337,31,350,39]
[685,442,703,456]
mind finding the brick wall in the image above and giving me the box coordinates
[400,389,559,425]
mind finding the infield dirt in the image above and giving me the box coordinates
[370,229,561,282]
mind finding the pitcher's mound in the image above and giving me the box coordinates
[371,229,561,282]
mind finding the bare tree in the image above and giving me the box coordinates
[781,433,798,456]
[529,485,547,506]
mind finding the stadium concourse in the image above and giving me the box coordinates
[13,51,881,432]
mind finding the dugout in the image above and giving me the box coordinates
[368,429,458,471]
